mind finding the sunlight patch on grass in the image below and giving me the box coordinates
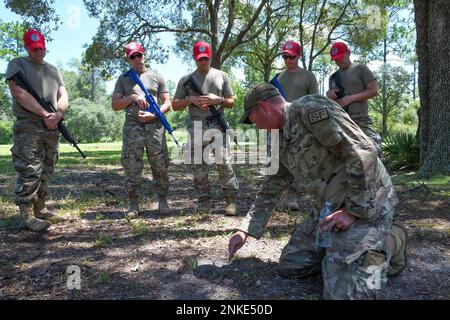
[93,234,113,249]
[0,197,15,216]
[391,172,450,189]
[125,219,150,238]
[408,219,450,233]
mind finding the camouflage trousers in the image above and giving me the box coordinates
[121,120,169,199]
[351,114,382,155]
[11,118,60,205]
[187,119,239,202]
[279,208,394,300]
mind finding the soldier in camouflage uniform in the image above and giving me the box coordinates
[172,41,238,215]
[112,42,171,218]
[326,42,381,153]
[228,84,407,299]
[6,29,68,232]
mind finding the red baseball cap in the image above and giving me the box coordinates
[193,41,211,61]
[23,29,46,50]
[125,42,144,58]
[282,41,301,57]
[330,42,349,61]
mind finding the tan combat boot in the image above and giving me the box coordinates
[20,204,50,232]
[195,198,212,214]
[225,196,236,216]
[33,197,55,219]
[285,191,299,211]
[387,222,408,276]
[127,196,140,219]
[158,196,171,215]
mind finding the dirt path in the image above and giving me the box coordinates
[1,163,449,300]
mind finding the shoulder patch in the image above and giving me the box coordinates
[308,108,329,124]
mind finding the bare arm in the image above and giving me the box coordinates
[222,96,234,109]
[44,86,68,128]
[350,80,377,102]
[111,93,147,111]
[158,92,171,114]
[56,86,69,114]
[171,96,193,111]
[337,80,377,108]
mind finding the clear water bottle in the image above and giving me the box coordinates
[316,200,333,248]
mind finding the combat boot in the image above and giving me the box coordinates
[33,197,55,219]
[225,196,236,216]
[158,196,171,215]
[127,196,140,219]
[387,222,408,276]
[20,204,50,232]
[285,191,299,211]
[196,198,212,214]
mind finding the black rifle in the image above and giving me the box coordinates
[183,76,238,145]
[330,71,346,99]
[7,71,86,158]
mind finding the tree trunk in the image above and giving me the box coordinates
[263,64,271,83]
[414,0,450,176]
[412,61,417,100]
[382,38,388,136]
[90,71,96,101]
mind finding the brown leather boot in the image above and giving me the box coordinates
[33,197,55,219]
[127,196,140,219]
[158,196,171,215]
[387,222,408,276]
[20,204,50,232]
[225,196,237,216]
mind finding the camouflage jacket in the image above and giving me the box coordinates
[239,94,398,238]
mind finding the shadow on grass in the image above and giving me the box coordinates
[193,257,323,300]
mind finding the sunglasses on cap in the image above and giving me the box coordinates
[282,54,297,60]
[129,53,143,60]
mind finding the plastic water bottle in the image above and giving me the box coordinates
[316,200,333,248]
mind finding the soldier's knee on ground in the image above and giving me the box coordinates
[323,249,388,300]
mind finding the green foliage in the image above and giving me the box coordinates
[371,97,419,136]
[0,119,13,144]
[94,271,109,284]
[93,234,113,249]
[64,97,123,143]
[0,21,26,121]
[166,107,189,130]
[382,131,419,170]
[371,64,411,135]
[0,74,13,120]
[60,59,108,102]
[83,0,275,73]
[228,80,246,128]
[0,20,27,61]
[3,0,61,34]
